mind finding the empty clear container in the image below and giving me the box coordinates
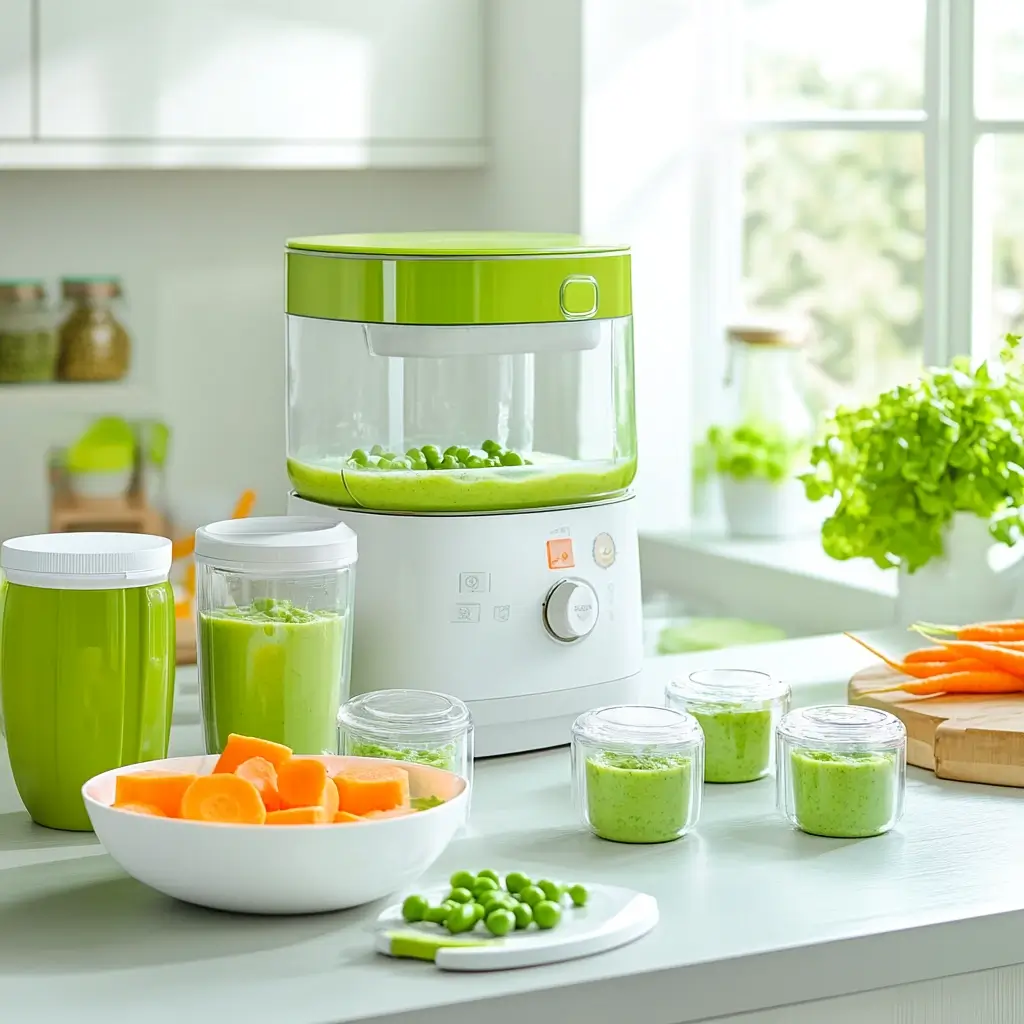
[666,669,791,783]
[776,705,906,839]
[571,705,703,844]
[337,689,473,785]
[194,517,357,756]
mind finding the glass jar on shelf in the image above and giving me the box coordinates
[57,276,131,381]
[0,280,60,383]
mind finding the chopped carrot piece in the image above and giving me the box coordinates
[114,771,197,818]
[113,801,168,817]
[278,757,338,816]
[235,756,281,812]
[265,806,329,825]
[333,762,410,815]
[213,734,293,774]
[362,808,415,819]
[333,811,363,823]
[180,774,267,824]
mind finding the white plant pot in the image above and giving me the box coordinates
[67,468,133,499]
[720,477,816,540]
[895,512,1024,627]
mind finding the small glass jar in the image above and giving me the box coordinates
[666,669,791,783]
[338,689,473,785]
[0,280,60,383]
[776,705,906,839]
[57,276,130,382]
[571,705,704,844]
[194,517,357,756]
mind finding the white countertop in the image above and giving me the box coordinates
[4,633,1024,1024]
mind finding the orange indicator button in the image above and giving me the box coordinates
[546,538,575,569]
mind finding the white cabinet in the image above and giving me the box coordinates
[0,0,31,138]
[0,0,485,167]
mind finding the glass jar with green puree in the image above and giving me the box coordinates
[195,517,357,755]
[666,668,791,783]
[571,705,704,844]
[338,689,473,786]
[776,705,906,839]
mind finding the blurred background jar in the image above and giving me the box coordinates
[58,276,130,381]
[0,280,60,383]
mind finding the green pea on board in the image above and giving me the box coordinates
[533,900,562,930]
[518,885,545,908]
[445,903,478,935]
[568,884,589,907]
[538,879,563,902]
[472,876,499,897]
[450,870,476,890]
[401,895,429,923]
[485,908,515,937]
[505,872,531,894]
[447,887,473,905]
[512,902,533,929]
[476,869,501,884]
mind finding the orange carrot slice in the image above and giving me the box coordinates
[214,734,293,774]
[113,801,168,817]
[235,756,281,812]
[278,757,338,816]
[180,774,267,824]
[333,811,363,823]
[333,762,410,815]
[265,806,329,825]
[114,771,197,818]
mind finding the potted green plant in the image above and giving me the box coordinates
[801,334,1024,625]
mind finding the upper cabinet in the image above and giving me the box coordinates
[0,0,485,168]
[0,0,32,138]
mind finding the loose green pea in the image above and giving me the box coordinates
[439,454,459,469]
[401,894,429,923]
[476,869,500,884]
[445,903,478,934]
[512,902,533,929]
[519,885,545,908]
[472,876,499,897]
[482,439,502,455]
[405,447,423,461]
[455,447,471,463]
[376,458,394,470]
[505,871,531,894]
[450,870,476,890]
[425,904,452,924]
[444,445,460,457]
[370,444,384,456]
[465,455,486,469]
[350,448,369,465]
[538,879,563,902]
[422,444,442,468]
[472,902,487,923]
[485,908,515,937]
[448,887,473,905]
[533,900,562,930]
[500,451,524,467]
[568,884,588,907]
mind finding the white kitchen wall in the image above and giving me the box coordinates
[0,0,582,540]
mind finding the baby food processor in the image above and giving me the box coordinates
[284,232,643,756]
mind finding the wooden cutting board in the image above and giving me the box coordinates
[849,665,1024,787]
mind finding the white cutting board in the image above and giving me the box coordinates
[374,882,658,971]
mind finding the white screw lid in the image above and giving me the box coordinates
[0,532,172,590]
[194,516,357,573]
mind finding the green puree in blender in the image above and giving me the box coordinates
[585,751,691,843]
[692,706,773,783]
[790,750,896,838]
[199,598,344,755]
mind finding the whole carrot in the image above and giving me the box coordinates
[904,646,964,664]
[916,620,1024,642]
[845,634,990,678]
[908,636,1024,678]
[894,670,1024,696]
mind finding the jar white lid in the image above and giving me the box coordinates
[668,668,791,710]
[572,704,703,754]
[194,516,357,573]
[0,532,172,590]
[778,704,906,751]
[338,690,472,744]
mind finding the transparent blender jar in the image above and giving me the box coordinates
[284,232,637,513]
[194,517,357,756]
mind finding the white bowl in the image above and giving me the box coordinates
[83,754,468,915]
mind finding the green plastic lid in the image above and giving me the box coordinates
[285,231,631,325]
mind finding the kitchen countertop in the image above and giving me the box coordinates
[4,632,1024,1024]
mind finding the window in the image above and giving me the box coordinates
[690,0,1024,458]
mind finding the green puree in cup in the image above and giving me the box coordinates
[585,751,691,843]
[692,706,773,782]
[199,598,344,755]
[790,750,896,838]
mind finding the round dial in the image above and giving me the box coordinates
[543,579,599,642]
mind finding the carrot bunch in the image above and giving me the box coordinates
[111,733,423,825]
[847,619,1024,696]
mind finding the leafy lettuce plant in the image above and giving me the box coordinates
[704,421,809,483]
[801,334,1024,573]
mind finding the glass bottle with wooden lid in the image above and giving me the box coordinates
[57,276,130,381]
[0,280,60,383]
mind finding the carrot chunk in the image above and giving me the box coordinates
[235,756,281,812]
[113,801,168,817]
[114,771,197,818]
[333,811,363,823]
[213,734,293,774]
[265,806,329,825]
[180,774,267,824]
[333,762,410,815]
[278,757,338,816]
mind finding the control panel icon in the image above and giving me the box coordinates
[459,572,489,593]
[451,603,481,623]
[493,605,510,622]
[546,538,575,569]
